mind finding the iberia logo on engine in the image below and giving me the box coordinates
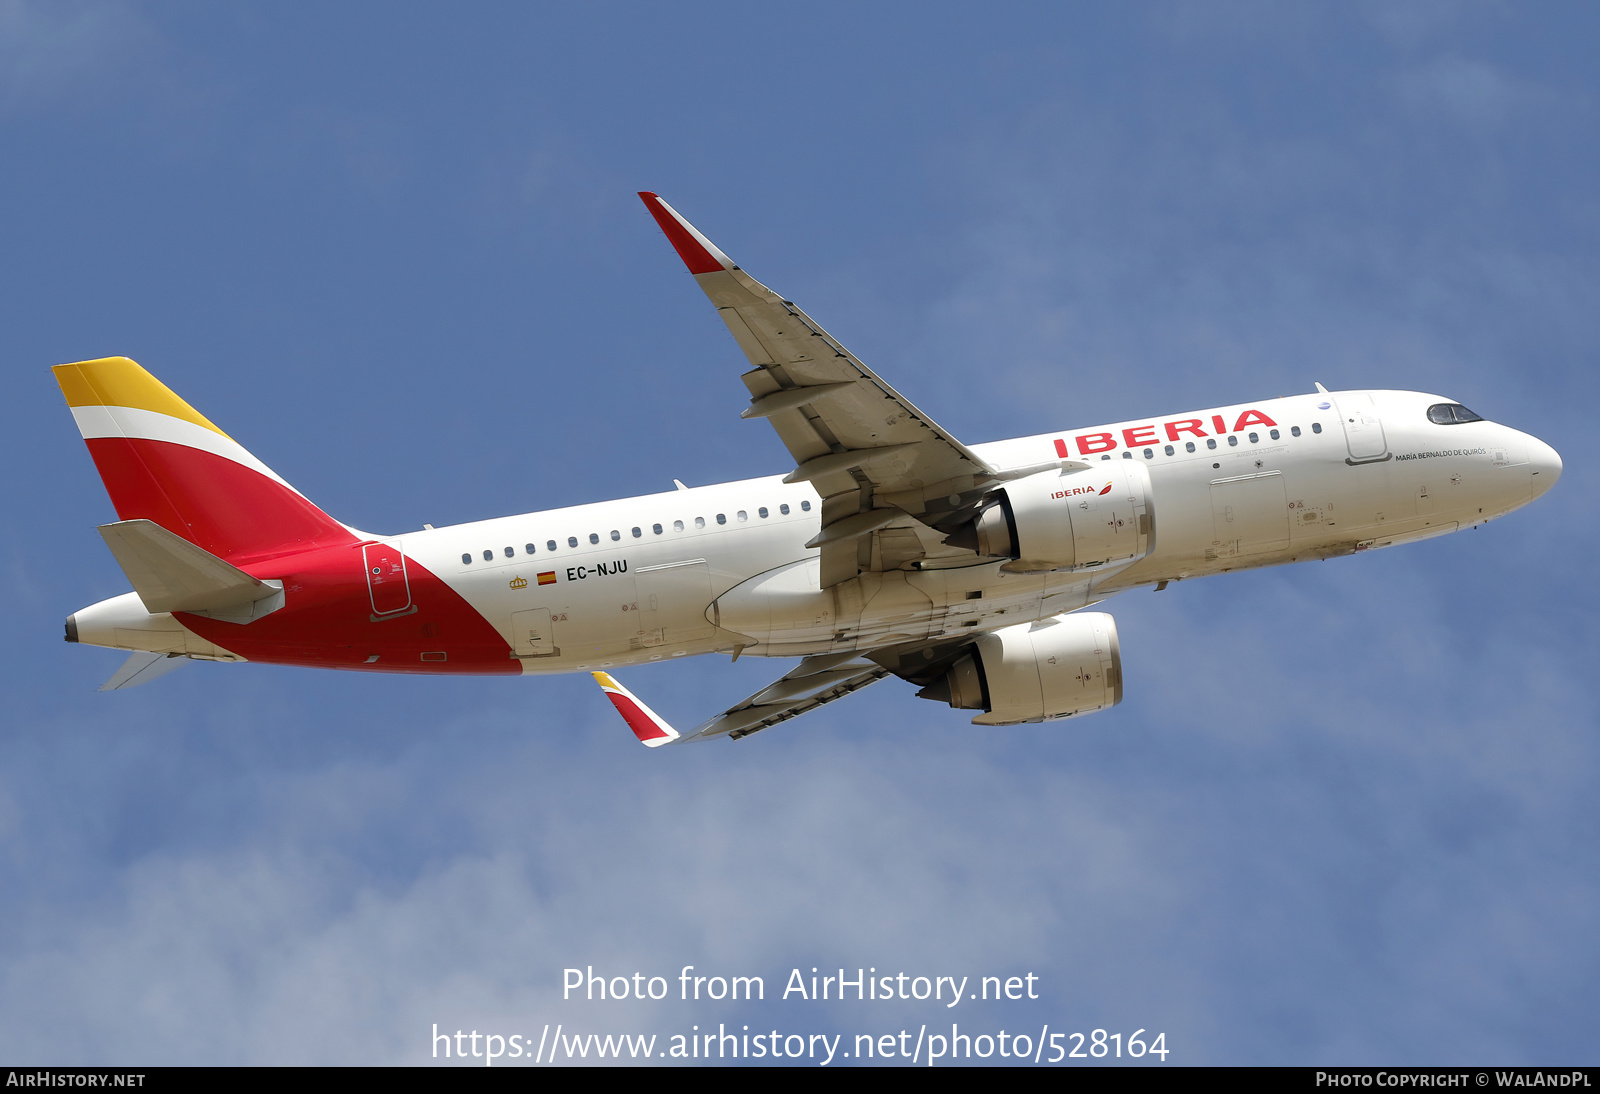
[1052,482,1114,500]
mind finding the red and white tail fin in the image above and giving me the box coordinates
[592,672,681,747]
[54,357,358,564]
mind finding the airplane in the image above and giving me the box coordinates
[56,192,1562,745]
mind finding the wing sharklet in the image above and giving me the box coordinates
[638,192,732,275]
[592,671,681,748]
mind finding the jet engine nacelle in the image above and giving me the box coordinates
[948,463,1154,573]
[916,612,1122,726]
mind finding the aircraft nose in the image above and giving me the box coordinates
[1528,435,1562,499]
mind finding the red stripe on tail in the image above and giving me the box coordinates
[85,437,357,563]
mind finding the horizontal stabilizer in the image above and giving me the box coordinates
[101,650,187,691]
[98,519,284,620]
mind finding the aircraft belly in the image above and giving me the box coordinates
[831,571,937,649]
[711,558,1072,657]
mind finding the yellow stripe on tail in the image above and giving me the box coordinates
[53,357,229,438]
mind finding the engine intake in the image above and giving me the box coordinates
[916,612,1122,725]
[946,464,1154,573]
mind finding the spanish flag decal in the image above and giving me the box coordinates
[537,571,557,586]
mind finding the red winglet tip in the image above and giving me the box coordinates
[605,691,672,743]
[593,671,679,747]
[637,192,728,275]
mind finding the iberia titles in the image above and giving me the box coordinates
[1056,408,1281,457]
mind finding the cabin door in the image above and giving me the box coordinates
[1334,393,1390,463]
[363,543,412,616]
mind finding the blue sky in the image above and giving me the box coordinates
[1,1,1595,1065]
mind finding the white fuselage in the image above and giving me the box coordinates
[74,388,1558,669]
[385,388,1558,673]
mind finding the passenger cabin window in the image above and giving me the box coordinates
[737,510,747,522]
[801,500,811,511]
[610,530,620,541]
[1228,435,1239,447]
[482,550,493,561]
[674,520,685,531]
[547,540,557,552]
[1206,439,1217,450]
[1122,451,1132,459]
[695,517,705,528]
[567,536,578,548]
[631,527,641,538]
[1143,448,1153,459]
[1164,445,1174,456]
[1270,429,1280,440]
[504,546,514,558]
[1427,403,1485,425]
[652,524,663,535]
[461,553,471,565]
[758,507,769,518]
[589,533,599,545]
[1291,426,1301,437]
[1248,432,1258,443]
[780,504,790,515]
[1312,423,1322,434]
[716,513,727,525]
[1185,442,1196,453]
[525,543,536,555]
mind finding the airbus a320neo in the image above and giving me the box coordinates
[56,194,1561,744]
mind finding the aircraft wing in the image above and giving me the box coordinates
[593,654,890,745]
[639,193,1006,588]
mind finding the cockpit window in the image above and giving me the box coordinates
[1427,403,1484,425]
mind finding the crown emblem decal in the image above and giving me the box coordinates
[509,576,528,589]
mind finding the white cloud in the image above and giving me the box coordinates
[0,0,158,115]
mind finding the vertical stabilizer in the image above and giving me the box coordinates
[54,357,357,563]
